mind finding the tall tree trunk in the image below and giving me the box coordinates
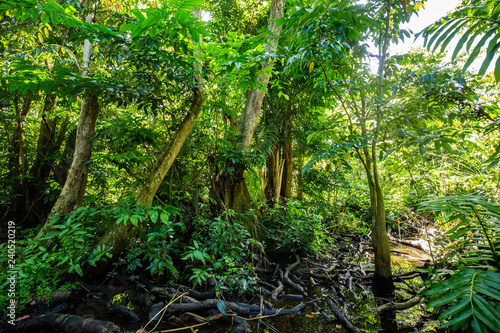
[95,9,205,258]
[280,120,293,199]
[54,127,76,186]
[296,149,303,201]
[25,95,63,227]
[218,0,286,216]
[37,95,99,236]
[371,0,394,302]
[237,0,286,150]
[4,97,32,225]
[264,142,279,205]
[36,13,98,241]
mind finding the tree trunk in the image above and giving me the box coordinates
[237,0,286,150]
[371,0,394,301]
[94,9,205,258]
[54,127,76,186]
[264,142,279,205]
[25,94,63,228]
[280,121,293,199]
[296,150,303,201]
[37,95,99,237]
[218,0,286,216]
[36,13,97,241]
[135,90,204,206]
[3,97,32,226]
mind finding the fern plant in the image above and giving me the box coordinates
[419,193,500,332]
[423,268,500,332]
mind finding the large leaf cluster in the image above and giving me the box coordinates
[419,1,500,80]
[423,268,500,332]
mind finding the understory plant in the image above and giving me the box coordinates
[0,206,113,316]
[183,212,260,291]
[262,199,326,254]
[419,194,500,332]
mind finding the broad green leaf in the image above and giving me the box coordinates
[217,300,227,314]
[472,294,500,330]
[463,29,496,71]
[441,304,472,328]
[428,288,468,308]
[438,297,470,321]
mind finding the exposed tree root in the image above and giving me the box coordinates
[326,297,361,333]
[283,255,307,296]
[376,295,422,313]
[271,281,283,301]
[13,313,120,333]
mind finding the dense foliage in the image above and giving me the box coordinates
[1,0,500,331]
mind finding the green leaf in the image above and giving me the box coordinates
[451,21,482,59]
[217,300,227,315]
[74,264,83,276]
[463,29,496,71]
[472,294,500,330]
[475,282,500,302]
[441,305,472,328]
[438,297,470,321]
[428,288,469,308]
[160,212,169,224]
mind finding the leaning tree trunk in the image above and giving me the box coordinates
[95,9,205,258]
[216,0,286,217]
[36,13,98,241]
[237,0,286,150]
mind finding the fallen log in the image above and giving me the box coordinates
[104,302,140,323]
[168,283,219,300]
[387,234,431,253]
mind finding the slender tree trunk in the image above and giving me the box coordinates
[4,97,32,225]
[95,9,205,258]
[37,95,99,235]
[54,127,76,186]
[26,95,62,227]
[237,0,286,150]
[280,120,293,199]
[218,0,286,216]
[371,0,394,301]
[135,90,204,206]
[36,13,98,240]
[296,149,303,201]
[265,142,279,205]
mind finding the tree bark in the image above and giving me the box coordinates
[94,9,205,258]
[217,0,286,217]
[371,0,394,299]
[237,0,286,150]
[4,97,32,225]
[36,13,97,241]
[264,142,279,205]
[280,120,293,199]
[25,94,63,227]
[37,95,99,236]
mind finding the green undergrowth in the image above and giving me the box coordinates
[420,193,500,332]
